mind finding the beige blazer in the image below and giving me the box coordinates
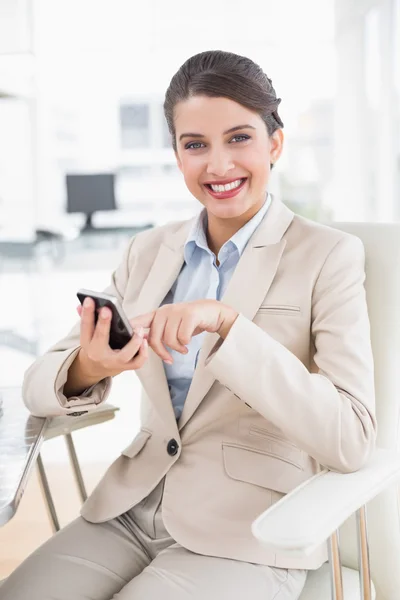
[23,197,376,570]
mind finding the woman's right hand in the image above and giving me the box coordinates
[77,296,149,379]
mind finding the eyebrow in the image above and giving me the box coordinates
[179,124,256,142]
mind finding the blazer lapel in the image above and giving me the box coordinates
[178,197,295,430]
[131,221,192,429]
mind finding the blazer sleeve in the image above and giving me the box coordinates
[205,235,377,473]
[22,236,137,417]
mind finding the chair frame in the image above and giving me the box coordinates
[36,432,88,532]
[328,507,372,600]
[35,405,118,532]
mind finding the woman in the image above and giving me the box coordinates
[2,50,376,600]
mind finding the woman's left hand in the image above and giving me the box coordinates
[129,300,238,364]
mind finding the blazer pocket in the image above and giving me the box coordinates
[121,429,152,458]
[257,304,301,316]
[248,426,299,453]
[222,442,306,495]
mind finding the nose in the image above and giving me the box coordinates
[206,148,235,177]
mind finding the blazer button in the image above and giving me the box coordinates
[167,438,179,456]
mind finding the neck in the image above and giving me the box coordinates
[206,219,240,257]
[206,198,265,256]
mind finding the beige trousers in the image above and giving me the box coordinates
[0,479,307,600]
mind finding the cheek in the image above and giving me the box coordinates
[243,148,270,179]
[180,157,204,186]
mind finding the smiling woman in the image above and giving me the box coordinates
[8,49,376,600]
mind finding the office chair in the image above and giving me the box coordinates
[253,223,400,599]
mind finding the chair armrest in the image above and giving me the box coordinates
[252,448,400,558]
[44,403,119,440]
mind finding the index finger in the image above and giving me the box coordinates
[129,311,156,331]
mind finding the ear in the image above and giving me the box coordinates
[174,150,183,173]
[270,129,284,165]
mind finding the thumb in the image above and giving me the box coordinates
[129,311,156,330]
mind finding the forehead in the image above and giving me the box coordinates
[174,95,263,135]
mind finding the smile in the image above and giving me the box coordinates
[204,178,247,199]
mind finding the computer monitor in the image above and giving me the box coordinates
[66,173,117,230]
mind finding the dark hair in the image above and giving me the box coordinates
[163,50,284,152]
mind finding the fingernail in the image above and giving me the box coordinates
[135,327,144,338]
[83,298,91,307]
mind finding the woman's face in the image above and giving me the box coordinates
[174,95,283,221]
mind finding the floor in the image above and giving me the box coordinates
[0,229,147,578]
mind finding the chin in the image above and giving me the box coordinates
[209,206,246,219]
[205,198,252,220]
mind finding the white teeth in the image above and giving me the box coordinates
[210,179,243,193]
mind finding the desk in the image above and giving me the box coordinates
[0,388,47,526]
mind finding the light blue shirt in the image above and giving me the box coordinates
[162,194,271,419]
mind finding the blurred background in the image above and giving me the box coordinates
[0,0,399,576]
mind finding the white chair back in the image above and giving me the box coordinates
[332,223,400,600]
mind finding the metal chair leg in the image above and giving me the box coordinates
[36,453,60,532]
[328,530,344,600]
[65,433,88,502]
[357,505,372,600]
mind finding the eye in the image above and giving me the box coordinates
[230,134,250,143]
[184,141,205,150]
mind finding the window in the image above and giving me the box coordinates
[119,103,150,148]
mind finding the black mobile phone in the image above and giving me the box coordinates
[77,288,135,350]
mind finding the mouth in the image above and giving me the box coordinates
[203,177,248,199]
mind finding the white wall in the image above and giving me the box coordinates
[0,0,31,54]
[0,98,35,239]
[330,0,400,221]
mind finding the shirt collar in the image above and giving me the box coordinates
[184,210,210,264]
[184,193,271,265]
